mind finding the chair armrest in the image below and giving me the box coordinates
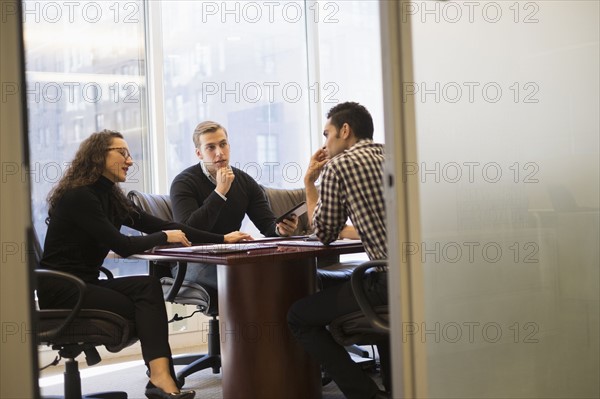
[99,266,114,279]
[35,269,87,340]
[161,261,188,303]
[350,260,390,333]
[147,260,188,302]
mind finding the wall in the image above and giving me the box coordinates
[0,1,37,397]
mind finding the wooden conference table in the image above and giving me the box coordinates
[138,239,364,399]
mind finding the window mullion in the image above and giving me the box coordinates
[304,0,323,150]
[143,0,168,194]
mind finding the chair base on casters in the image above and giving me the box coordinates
[172,315,221,387]
[174,353,221,387]
[43,358,128,399]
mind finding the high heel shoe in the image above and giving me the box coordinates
[145,385,196,399]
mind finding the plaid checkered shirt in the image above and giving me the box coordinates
[313,139,387,263]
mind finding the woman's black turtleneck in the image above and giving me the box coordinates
[40,176,224,282]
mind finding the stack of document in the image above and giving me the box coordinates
[158,242,278,254]
[277,239,362,247]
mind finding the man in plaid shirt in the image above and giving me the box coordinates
[288,102,389,399]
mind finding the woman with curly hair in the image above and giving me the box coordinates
[38,130,252,399]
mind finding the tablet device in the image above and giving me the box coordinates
[275,201,307,223]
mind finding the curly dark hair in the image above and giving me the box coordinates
[326,101,374,140]
[46,129,134,223]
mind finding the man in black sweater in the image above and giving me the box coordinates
[169,121,298,291]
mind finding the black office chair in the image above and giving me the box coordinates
[36,268,138,399]
[260,185,374,377]
[30,225,138,399]
[126,190,220,387]
[329,260,390,391]
[259,185,347,271]
[259,185,312,236]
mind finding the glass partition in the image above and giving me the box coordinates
[408,1,599,397]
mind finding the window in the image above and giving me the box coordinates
[23,0,149,275]
[316,1,385,142]
[157,0,312,189]
[23,0,384,257]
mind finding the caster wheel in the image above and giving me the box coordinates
[321,371,332,386]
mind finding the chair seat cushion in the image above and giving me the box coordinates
[38,309,137,353]
[329,305,389,346]
[318,262,360,280]
[160,277,212,312]
[317,261,362,290]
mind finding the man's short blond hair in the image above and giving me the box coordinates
[193,121,228,148]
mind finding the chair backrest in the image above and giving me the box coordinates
[126,190,214,314]
[260,185,346,266]
[260,185,311,236]
[129,187,311,235]
[127,190,173,221]
[126,189,174,283]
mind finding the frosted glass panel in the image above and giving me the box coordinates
[409,1,599,397]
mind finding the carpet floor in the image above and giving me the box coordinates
[39,348,382,399]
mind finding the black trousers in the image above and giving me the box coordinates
[38,275,173,366]
[287,271,389,399]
